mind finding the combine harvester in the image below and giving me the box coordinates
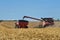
[15,16,54,28]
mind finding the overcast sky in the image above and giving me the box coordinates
[0,0,60,20]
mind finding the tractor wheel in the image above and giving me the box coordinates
[44,25,46,27]
[25,26,28,28]
[15,25,20,28]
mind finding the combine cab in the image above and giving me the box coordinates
[15,16,54,28]
[41,18,54,27]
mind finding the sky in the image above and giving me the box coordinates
[0,0,60,20]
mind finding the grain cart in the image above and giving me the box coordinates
[15,20,28,28]
[15,16,54,28]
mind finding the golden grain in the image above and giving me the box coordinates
[0,21,60,40]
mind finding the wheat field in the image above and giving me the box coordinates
[0,21,60,40]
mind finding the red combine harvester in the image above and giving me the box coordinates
[15,16,54,28]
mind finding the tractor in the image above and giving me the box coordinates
[15,16,54,28]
